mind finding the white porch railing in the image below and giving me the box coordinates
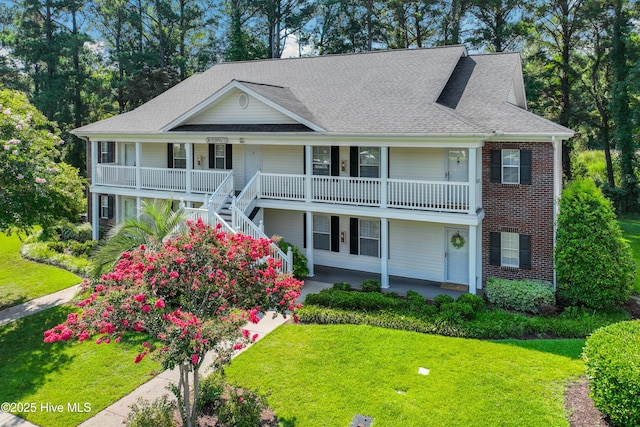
[93,164,231,194]
[206,171,234,212]
[260,173,306,201]
[182,207,235,233]
[387,179,469,212]
[94,164,136,188]
[235,173,260,213]
[311,176,380,205]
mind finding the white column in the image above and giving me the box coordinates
[135,142,141,189]
[136,196,142,218]
[306,211,314,277]
[186,143,193,193]
[468,224,477,294]
[91,192,99,240]
[305,145,313,202]
[91,139,98,182]
[468,148,477,215]
[114,195,120,225]
[380,147,388,208]
[381,218,389,288]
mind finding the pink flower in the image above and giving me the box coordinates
[252,334,259,342]
[242,329,250,338]
[191,354,199,365]
[141,304,151,313]
[3,108,11,115]
[134,352,147,364]
[170,271,179,279]
[16,174,24,180]
[154,299,165,309]
[134,293,146,303]
[238,397,244,403]
[12,150,18,155]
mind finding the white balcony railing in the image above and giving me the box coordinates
[93,164,231,194]
[252,173,471,213]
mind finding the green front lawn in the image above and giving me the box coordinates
[0,306,161,427]
[619,218,640,294]
[0,232,80,310]
[225,324,585,427]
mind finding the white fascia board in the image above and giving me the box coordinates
[77,131,490,147]
[89,186,207,204]
[256,199,484,226]
[486,132,574,143]
[160,80,326,133]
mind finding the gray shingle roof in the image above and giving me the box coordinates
[73,46,572,137]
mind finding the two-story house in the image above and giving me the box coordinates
[73,45,573,294]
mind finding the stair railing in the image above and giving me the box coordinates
[235,171,260,214]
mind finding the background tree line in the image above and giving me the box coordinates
[1,0,639,212]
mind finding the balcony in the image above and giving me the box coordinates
[255,172,473,214]
[93,164,230,194]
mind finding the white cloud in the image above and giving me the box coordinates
[281,33,313,58]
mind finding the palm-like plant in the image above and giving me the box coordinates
[90,198,186,278]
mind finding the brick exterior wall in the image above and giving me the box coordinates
[482,142,555,283]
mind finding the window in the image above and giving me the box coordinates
[100,195,114,219]
[490,149,531,185]
[489,232,531,270]
[349,218,380,257]
[209,144,232,170]
[313,215,331,250]
[312,146,330,176]
[502,149,520,184]
[99,141,115,163]
[173,143,187,169]
[359,147,380,178]
[501,232,519,267]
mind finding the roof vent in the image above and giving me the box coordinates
[238,93,249,109]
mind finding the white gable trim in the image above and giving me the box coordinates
[509,57,527,109]
[161,80,326,133]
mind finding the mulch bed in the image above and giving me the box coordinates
[565,377,610,427]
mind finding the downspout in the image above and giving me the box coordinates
[552,136,561,290]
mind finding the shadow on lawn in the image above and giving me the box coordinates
[279,416,298,427]
[0,305,78,402]
[0,295,29,311]
[492,339,585,360]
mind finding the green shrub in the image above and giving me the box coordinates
[433,294,454,309]
[456,293,486,314]
[70,240,98,256]
[583,320,640,427]
[485,278,555,314]
[217,386,269,427]
[556,179,636,308]
[276,240,309,279]
[198,372,226,411]
[360,279,382,293]
[439,302,474,322]
[304,289,404,311]
[332,282,351,291]
[48,241,67,253]
[126,395,175,427]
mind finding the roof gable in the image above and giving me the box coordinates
[165,80,324,132]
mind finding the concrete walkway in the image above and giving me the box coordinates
[0,279,332,427]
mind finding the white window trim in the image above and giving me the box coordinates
[313,214,331,251]
[359,219,380,257]
[501,231,520,268]
[214,144,226,169]
[502,149,520,184]
[173,143,187,169]
[359,147,380,178]
[312,146,330,176]
[100,195,110,219]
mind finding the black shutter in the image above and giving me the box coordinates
[107,195,114,219]
[490,150,501,183]
[350,146,359,177]
[520,150,532,185]
[208,145,215,169]
[330,146,340,176]
[519,234,531,269]
[97,142,103,163]
[107,142,115,162]
[225,144,233,169]
[302,213,307,249]
[330,216,339,252]
[489,232,501,266]
[168,143,174,168]
[349,218,359,254]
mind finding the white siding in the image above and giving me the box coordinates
[507,81,517,105]
[263,146,304,174]
[140,143,168,168]
[389,148,445,181]
[263,209,304,249]
[388,220,444,281]
[233,144,245,191]
[185,88,298,125]
[194,144,209,170]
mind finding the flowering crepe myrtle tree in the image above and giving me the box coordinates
[44,219,303,427]
[0,88,85,235]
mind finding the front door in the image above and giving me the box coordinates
[446,149,468,182]
[124,143,135,166]
[244,145,262,184]
[445,228,469,284]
